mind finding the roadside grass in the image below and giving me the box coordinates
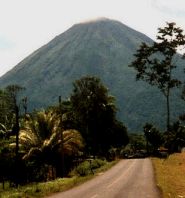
[0,160,118,198]
[152,152,185,198]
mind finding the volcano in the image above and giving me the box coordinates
[0,18,184,131]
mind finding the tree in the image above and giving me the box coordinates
[0,89,9,127]
[143,123,163,154]
[5,85,25,187]
[70,76,128,156]
[164,121,185,153]
[18,110,84,180]
[128,133,146,153]
[0,134,15,188]
[111,120,129,148]
[0,88,18,130]
[129,22,185,131]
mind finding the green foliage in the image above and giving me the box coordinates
[128,133,146,152]
[0,160,117,198]
[143,123,164,152]
[0,138,18,187]
[90,159,106,169]
[0,19,184,131]
[18,110,84,180]
[75,161,91,176]
[110,120,129,148]
[0,108,85,185]
[72,159,106,177]
[70,76,128,155]
[0,84,25,140]
[164,121,185,153]
[130,22,185,130]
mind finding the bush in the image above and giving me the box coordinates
[71,159,107,177]
[75,161,91,176]
[90,159,106,169]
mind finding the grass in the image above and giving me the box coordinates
[0,160,118,198]
[152,152,185,198]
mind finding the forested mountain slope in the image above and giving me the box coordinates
[0,18,184,131]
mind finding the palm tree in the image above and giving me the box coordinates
[18,110,84,180]
[63,129,84,156]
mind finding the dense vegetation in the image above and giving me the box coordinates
[129,22,185,155]
[0,76,129,188]
[0,160,117,198]
[0,19,185,131]
[0,21,185,197]
[130,22,185,131]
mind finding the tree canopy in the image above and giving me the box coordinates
[70,76,128,155]
[129,22,185,131]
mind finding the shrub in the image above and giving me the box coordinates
[90,159,106,169]
[75,161,91,176]
[71,159,107,177]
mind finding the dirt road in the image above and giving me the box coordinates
[48,159,161,198]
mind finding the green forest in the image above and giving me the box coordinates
[0,22,185,196]
[0,76,129,187]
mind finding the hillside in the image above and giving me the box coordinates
[0,18,184,131]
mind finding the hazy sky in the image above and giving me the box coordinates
[1,0,185,77]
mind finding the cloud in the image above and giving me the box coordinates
[0,0,185,76]
[152,0,185,18]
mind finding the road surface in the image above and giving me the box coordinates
[48,158,161,198]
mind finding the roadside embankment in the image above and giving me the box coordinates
[152,152,185,198]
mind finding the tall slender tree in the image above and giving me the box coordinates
[129,22,185,131]
[5,85,24,187]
